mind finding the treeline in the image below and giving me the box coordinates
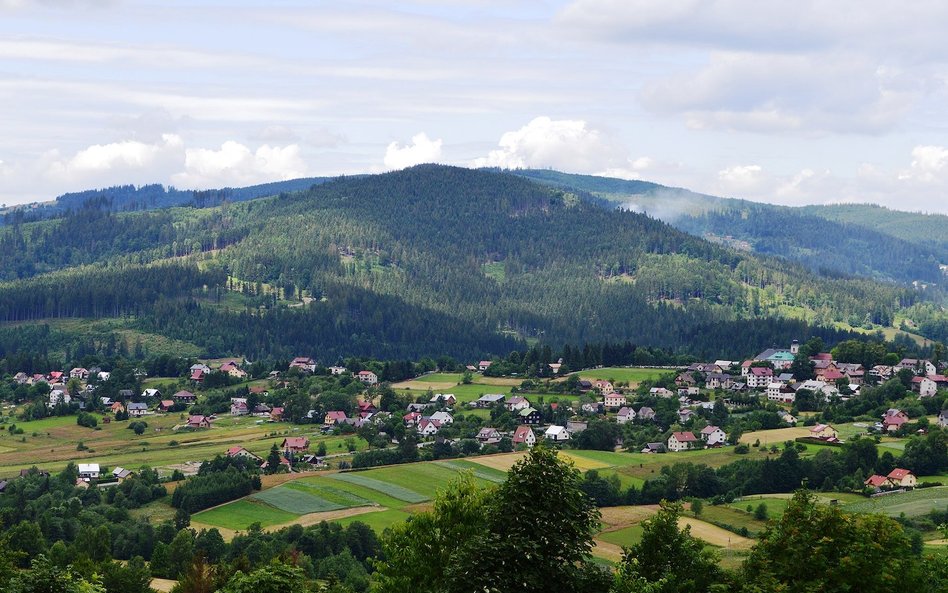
[170,465,260,513]
[0,262,224,322]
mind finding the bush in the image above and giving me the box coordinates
[76,412,98,428]
[734,444,750,454]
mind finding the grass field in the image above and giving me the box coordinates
[570,367,672,386]
[842,486,948,517]
[727,497,790,518]
[193,499,297,530]
[251,487,347,514]
[0,411,368,477]
[328,473,428,503]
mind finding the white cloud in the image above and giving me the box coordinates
[383,132,443,170]
[472,116,623,172]
[172,141,307,188]
[899,145,948,182]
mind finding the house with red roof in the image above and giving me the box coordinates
[746,367,774,389]
[864,474,889,490]
[512,425,536,448]
[226,446,262,462]
[478,360,492,372]
[403,411,422,427]
[667,431,698,452]
[886,468,916,488]
[187,415,211,429]
[324,411,348,426]
[356,370,378,385]
[281,437,310,453]
[158,400,175,412]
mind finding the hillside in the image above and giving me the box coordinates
[511,169,948,285]
[801,203,948,253]
[0,165,939,362]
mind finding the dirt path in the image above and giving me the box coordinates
[679,518,754,549]
[592,539,625,562]
[150,578,177,592]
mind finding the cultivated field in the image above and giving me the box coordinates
[569,367,672,386]
[842,486,948,517]
[0,412,367,477]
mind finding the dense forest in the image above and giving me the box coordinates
[512,169,948,285]
[0,165,943,361]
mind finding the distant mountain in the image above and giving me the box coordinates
[1,165,938,362]
[1,177,332,224]
[801,203,948,253]
[511,169,948,285]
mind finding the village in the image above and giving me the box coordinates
[2,338,947,499]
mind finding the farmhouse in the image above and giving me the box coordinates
[110,402,125,414]
[914,376,937,397]
[403,411,422,427]
[473,394,506,408]
[641,442,665,454]
[603,392,627,409]
[518,407,541,425]
[127,402,148,417]
[809,424,838,441]
[637,406,656,421]
[700,425,727,446]
[69,367,89,380]
[78,464,100,480]
[226,446,262,461]
[939,409,948,429]
[476,427,502,445]
[592,380,614,393]
[896,358,937,376]
[230,399,249,415]
[544,425,570,442]
[649,387,673,398]
[886,468,917,488]
[430,393,457,406]
[705,373,733,389]
[173,390,197,404]
[187,415,211,429]
[881,409,909,432]
[158,400,175,412]
[430,411,454,425]
[281,437,310,453]
[417,418,441,436]
[112,467,133,482]
[616,406,636,424]
[356,370,378,384]
[190,369,205,383]
[512,425,536,447]
[324,411,348,426]
[478,360,492,372]
[289,357,316,373]
[667,432,697,452]
[505,396,530,412]
[864,474,889,490]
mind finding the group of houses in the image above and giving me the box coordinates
[287,358,378,385]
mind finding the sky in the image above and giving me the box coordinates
[1,1,948,213]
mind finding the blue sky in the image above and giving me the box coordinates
[2,0,948,212]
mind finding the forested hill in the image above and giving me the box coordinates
[511,169,948,285]
[0,165,938,361]
[0,176,331,225]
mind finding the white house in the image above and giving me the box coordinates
[937,409,948,429]
[667,431,698,452]
[603,392,627,409]
[544,425,571,442]
[700,425,727,446]
[746,367,774,389]
[913,377,938,397]
[616,406,636,424]
[127,402,148,417]
[505,396,530,412]
[767,383,796,404]
[78,463,100,480]
[417,419,441,436]
[329,366,347,375]
[430,411,454,425]
[476,427,502,445]
[513,425,536,447]
[356,370,378,384]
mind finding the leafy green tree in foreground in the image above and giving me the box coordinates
[613,501,723,593]
[374,445,609,593]
[738,489,931,593]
